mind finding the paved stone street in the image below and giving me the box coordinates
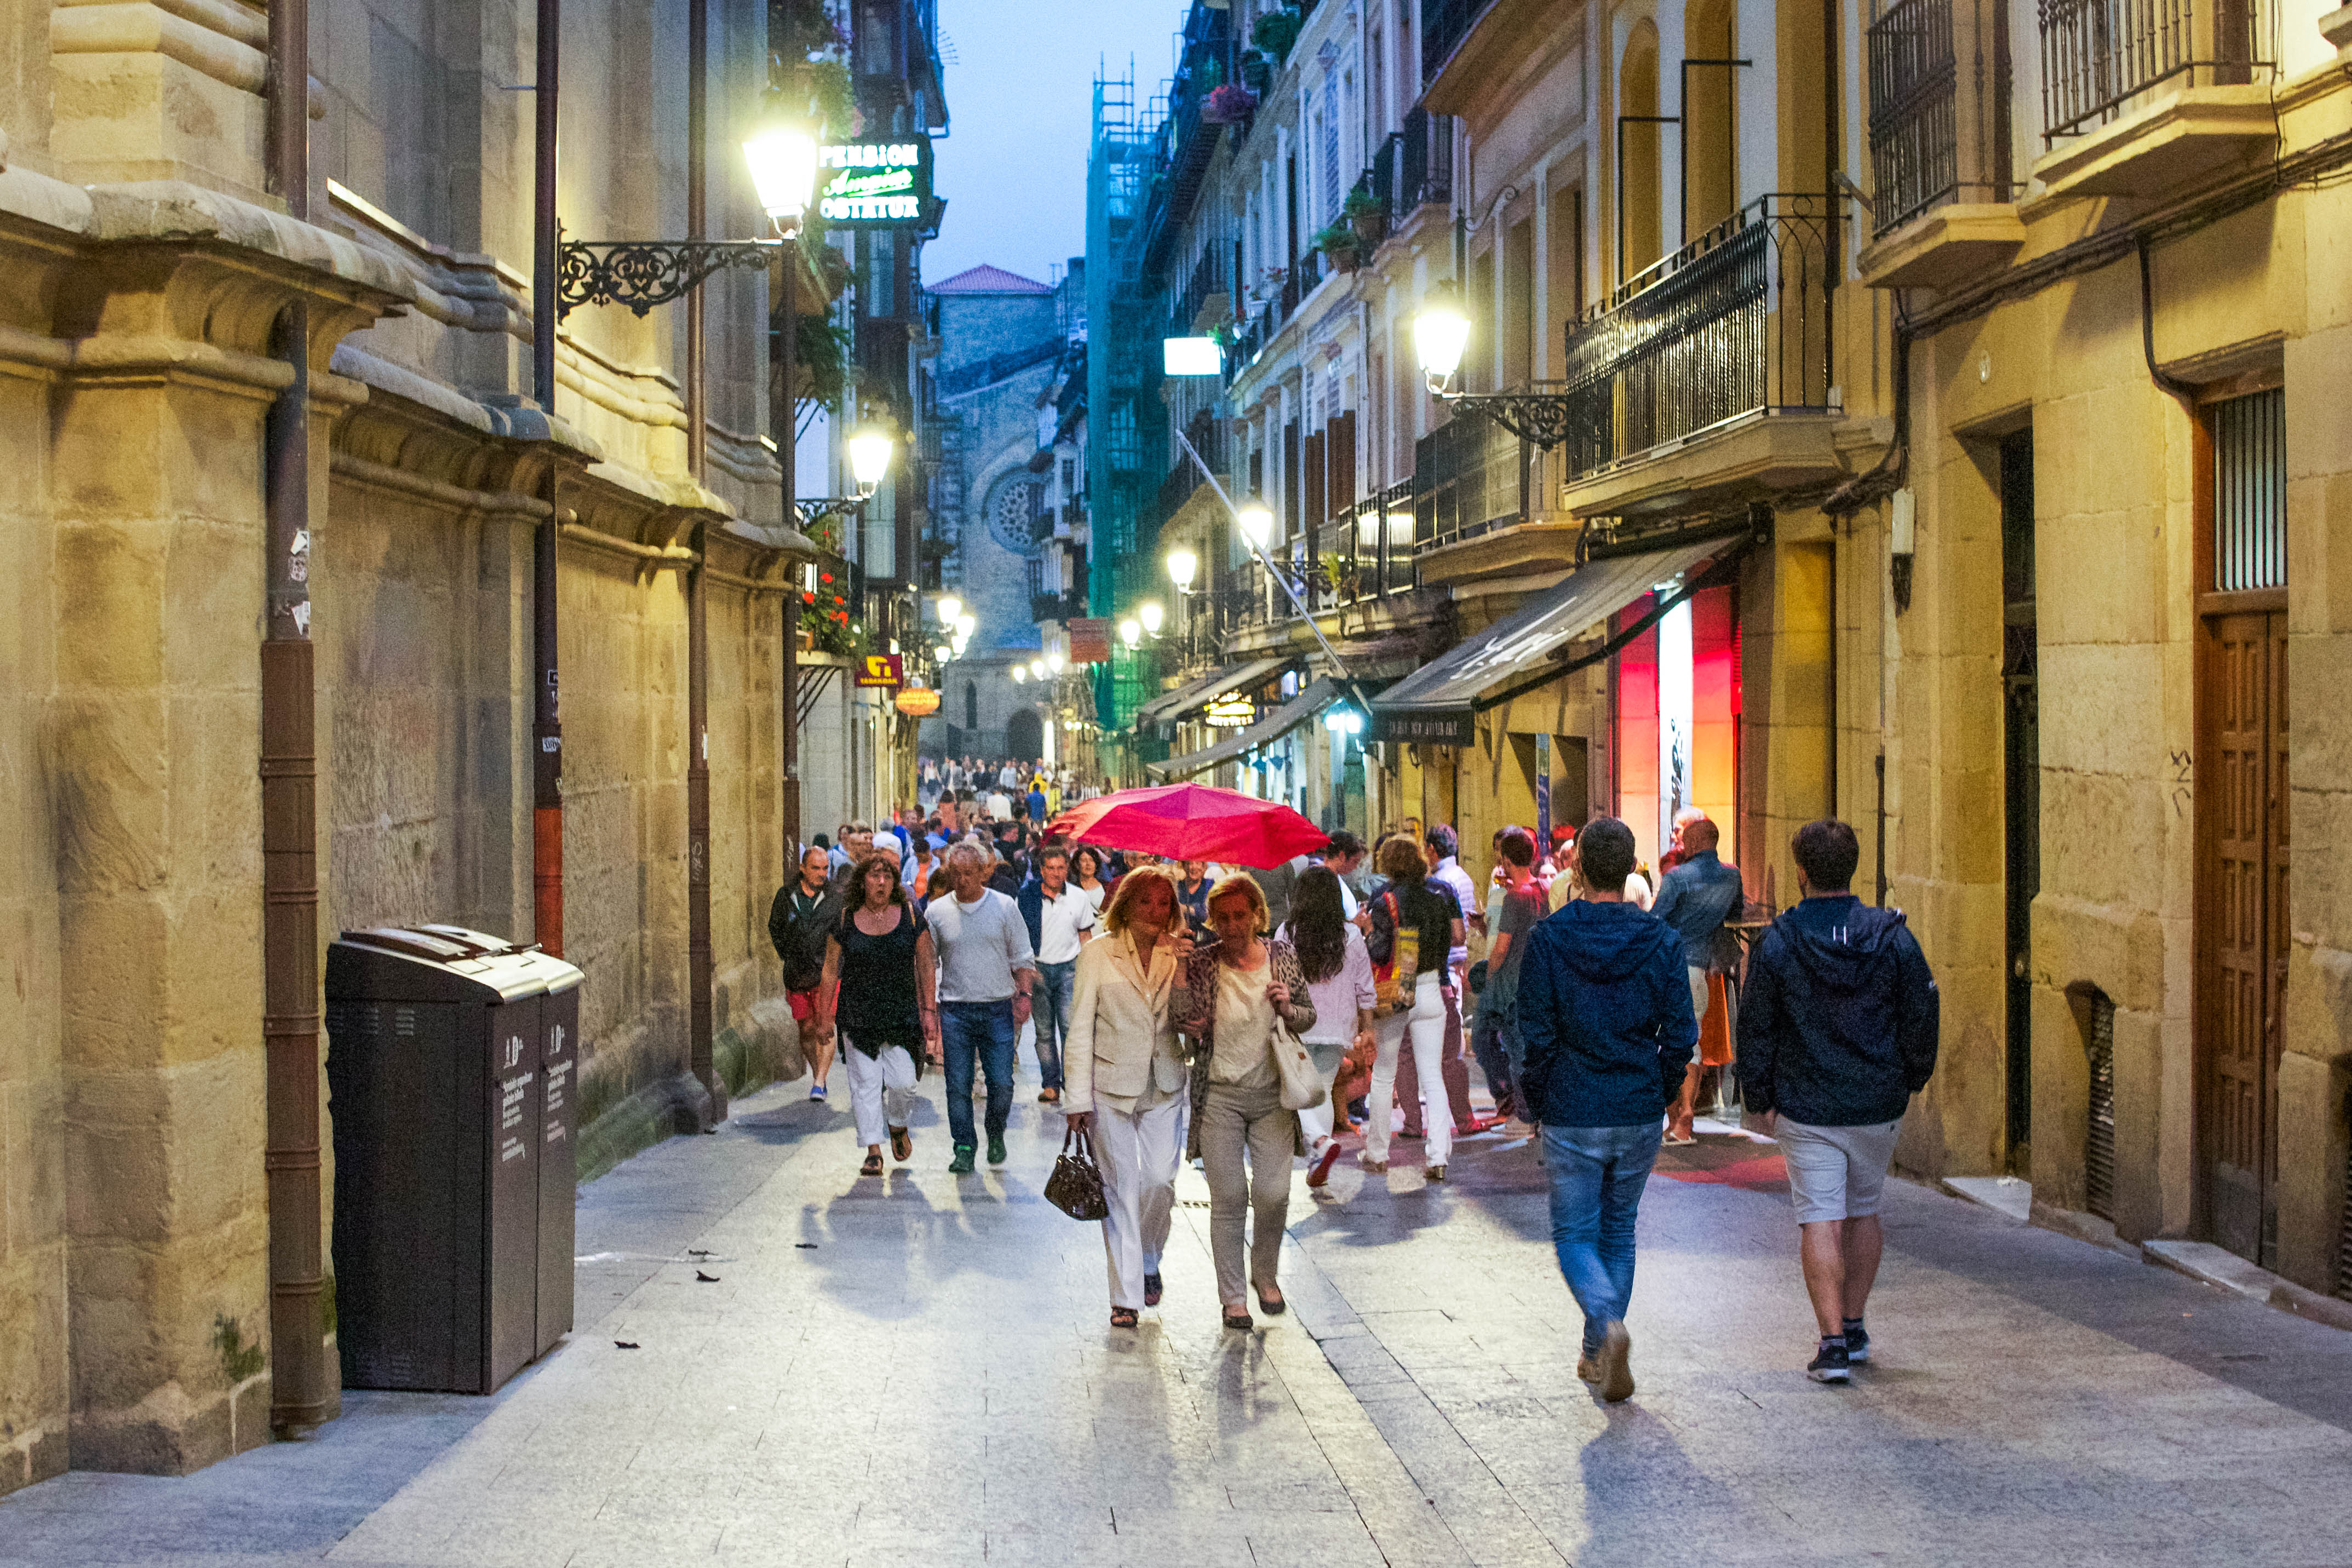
[6,1067,2350,1568]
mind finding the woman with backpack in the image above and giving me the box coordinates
[1363,835,1466,1180]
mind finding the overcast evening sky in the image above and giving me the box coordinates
[922,0,1185,291]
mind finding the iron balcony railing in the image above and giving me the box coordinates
[1557,194,1841,480]
[2039,0,2273,139]
[1868,0,1960,234]
[1421,0,1499,87]
[1414,406,1525,553]
[1370,108,1455,226]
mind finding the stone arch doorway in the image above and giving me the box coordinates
[1006,708,1043,766]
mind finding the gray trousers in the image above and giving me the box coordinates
[1198,1081,1293,1304]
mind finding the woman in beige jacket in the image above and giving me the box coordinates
[1063,865,1196,1329]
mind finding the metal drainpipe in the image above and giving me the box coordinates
[263,0,330,1436]
[532,0,565,956]
[685,0,720,1120]
[773,0,802,861]
[778,254,802,859]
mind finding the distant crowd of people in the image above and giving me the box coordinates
[767,769,1941,1391]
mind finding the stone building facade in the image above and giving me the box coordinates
[921,263,1063,762]
[1094,0,2352,1304]
[0,0,829,1492]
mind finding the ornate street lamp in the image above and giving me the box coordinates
[1118,618,1142,649]
[1413,281,1580,450]
[1236,501,1273,552]
[1138,601,1164,636]
[1166,548,1198,594]
[559,104,814,317]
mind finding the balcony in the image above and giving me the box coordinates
[2031,0,2279,197]
[1139,4,1238,277]
[1859,0,2026,288]
[1369,109,1455,232]
[1421,0,1557,116]
[1031,588,1087,623]
[1229,251,1329,373]
[1556,196,1854,521]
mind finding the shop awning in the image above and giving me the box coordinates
[1133,654,1297,730]
[1372,535,1745,742]
[1147,676,1342,781]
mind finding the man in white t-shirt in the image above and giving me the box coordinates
[1017,845,1096,1105]
[986,785,1013,821]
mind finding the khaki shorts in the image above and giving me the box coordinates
[1777,1116,1901,1224]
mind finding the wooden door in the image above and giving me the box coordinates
[2198,606,2288,1265]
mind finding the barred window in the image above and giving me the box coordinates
[2211,388,2285,591]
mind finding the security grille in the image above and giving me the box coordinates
[2211,388,2285,591]
[2337,1116,2352,1301]
[2085,990,2117,1221]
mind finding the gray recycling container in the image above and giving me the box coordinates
[414,924,583,1356]
[324,926,583,1393]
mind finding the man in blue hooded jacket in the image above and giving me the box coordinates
[1515,817,1698,1404]
[1737,818,1940,1384]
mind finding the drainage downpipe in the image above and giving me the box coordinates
[263,0,331,1437]
[684,0,721,1121]
[532,0,565,955]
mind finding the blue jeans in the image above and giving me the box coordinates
[940,1001,1017,1149]
[1542,1122,1664,1355]
[1033,959,1077,1092]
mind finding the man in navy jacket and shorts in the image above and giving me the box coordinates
[1737,818,1941,1383]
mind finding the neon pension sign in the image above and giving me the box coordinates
[818,141,932,225]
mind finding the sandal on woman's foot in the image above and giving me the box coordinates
[1306,1142,1344,1188]
[890,1127,912,1162]
[1254,1285,1286,1316]
[1358,1153,1389,1173]
[1037,1087,1061,1104]
[859,1151,884,1176]
[1110,1306,1139,1329]
[1222,1306,1254,1331]
[1144,1272,1163,1306]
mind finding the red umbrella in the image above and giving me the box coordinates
[1046,783,1330,869]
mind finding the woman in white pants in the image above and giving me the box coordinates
[1280,866,1375,1189]
[1062,865,1195,1330]
[1364,836,1467,1180]
[812,852,942,1175]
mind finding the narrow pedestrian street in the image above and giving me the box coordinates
[7,1068,2347,1568]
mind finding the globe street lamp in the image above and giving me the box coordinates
[936,594,962,627]
[742,110,819,227]
[847,423,896,499]
[1012,664,1027,683]
[1046,652,1065,675]
[1236,501,1273,552]
[1166,547,1198,594]
[956,613,977,641]
[1411,279,1578,450]
[1119,618,1141,649]
[1138,601,1164,636]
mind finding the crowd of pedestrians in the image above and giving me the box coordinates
[767,764,1941,1390]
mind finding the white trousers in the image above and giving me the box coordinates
[1368,972,1450,1167]
[1295,1042,1347,1150]
[1093,1094,1186,1310]
[842,1036,918,1147]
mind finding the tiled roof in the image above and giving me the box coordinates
[929,263,1052,295]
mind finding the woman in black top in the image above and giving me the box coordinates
[813,852,942,1175]
[1362,836,1466,1179]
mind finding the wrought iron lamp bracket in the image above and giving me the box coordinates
[557,239,781,318]
[1435,389,1577,451]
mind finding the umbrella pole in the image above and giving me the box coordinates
[1169,425,1381,730]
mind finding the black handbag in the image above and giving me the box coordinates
[1044,1125,1110,1221]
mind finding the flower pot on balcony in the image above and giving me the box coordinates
[1240,50,1273,93]
[1202,84,1258,125]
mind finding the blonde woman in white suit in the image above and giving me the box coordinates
[1063,864,1197,1330]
